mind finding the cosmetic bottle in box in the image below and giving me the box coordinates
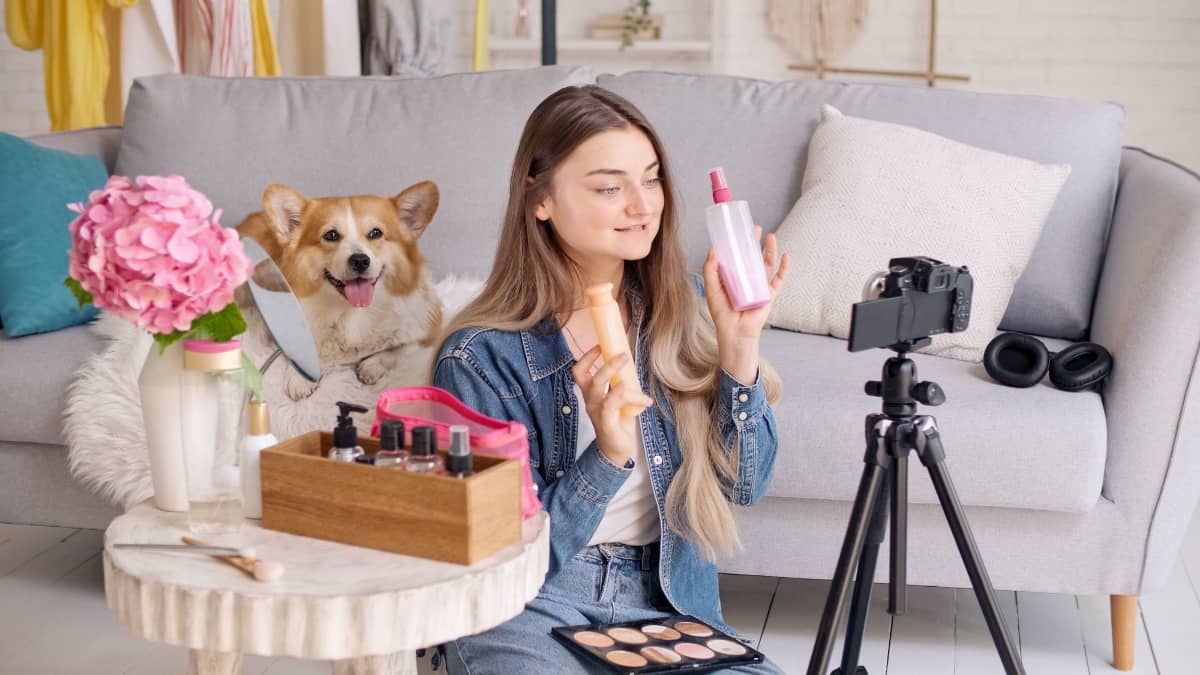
[375,419,407,467]
[258,429,521,564]
[373,386,542,519]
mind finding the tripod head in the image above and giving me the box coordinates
[865,340,945,418]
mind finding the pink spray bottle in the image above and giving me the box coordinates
[705,167,771,310]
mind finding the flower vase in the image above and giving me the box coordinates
[138,339,189,511]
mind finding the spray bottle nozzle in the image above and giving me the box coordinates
[709,167,732,204]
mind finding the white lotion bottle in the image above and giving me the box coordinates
[239,399,277,519]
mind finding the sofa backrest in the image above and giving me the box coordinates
[114,66,594,287]
[115,67,1123,340]
[29,126,122,174]
[599,72,1125,340]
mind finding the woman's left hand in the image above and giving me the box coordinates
[703,226,790,382]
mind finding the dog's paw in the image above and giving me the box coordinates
[356,350,397,385]
[284,369,320,401]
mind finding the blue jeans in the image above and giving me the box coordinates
[445,542,783,674]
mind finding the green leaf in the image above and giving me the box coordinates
[152,330,189,354]
[63,277,93,311]
[223,352,264,401]
[148,303,248,355]
[187,303,248,343]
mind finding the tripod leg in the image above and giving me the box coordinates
[808,462,888,675]
[916,419,1026,675]
[836,476,890,675]
[890,453,908,616]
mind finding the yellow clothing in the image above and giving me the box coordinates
[5,0,134,131]
[250,0,279,77]
[472,0,488,71]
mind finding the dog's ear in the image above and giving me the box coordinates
[392,181,439,238]
[263,184,308,240]
[249,258,291,293]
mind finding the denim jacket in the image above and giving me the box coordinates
[431,279,778,634]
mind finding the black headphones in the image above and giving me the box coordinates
[983,333,1113,392]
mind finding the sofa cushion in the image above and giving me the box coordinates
[769,104,1070,362]
[598,71,1124,341]
[0,325,104,446]
[28,126,123,174]
[115,67,594,279]
[760,329,1106,513]
[0,133,105,337]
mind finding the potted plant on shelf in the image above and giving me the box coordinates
[590,1,662,49]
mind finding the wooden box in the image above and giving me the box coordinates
[260,431,521,565]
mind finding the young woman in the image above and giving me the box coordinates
[432,85,790,674]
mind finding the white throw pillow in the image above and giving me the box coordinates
[768,105,1071,362]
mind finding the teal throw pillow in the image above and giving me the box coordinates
[0,132,106,337]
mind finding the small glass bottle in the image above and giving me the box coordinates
[375,419,408,468]
[330,401,367,463]
[404,426,440,473]
[444,425,473,478]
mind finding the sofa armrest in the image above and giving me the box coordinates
[26,126,122,174]
[1091,147,1200,591]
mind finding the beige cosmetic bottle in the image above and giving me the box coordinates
[586,283,644,417]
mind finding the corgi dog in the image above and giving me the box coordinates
[237,181,442,400]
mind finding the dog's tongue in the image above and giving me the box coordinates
[343,279,374,308]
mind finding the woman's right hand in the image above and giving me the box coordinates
[572,346,654,467]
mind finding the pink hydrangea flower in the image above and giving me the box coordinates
[67,175,252,334]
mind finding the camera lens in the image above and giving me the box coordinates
[862,272,888,301]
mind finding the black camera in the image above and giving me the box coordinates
[848,256,973,352]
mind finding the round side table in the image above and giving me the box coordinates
[104,502,549,675]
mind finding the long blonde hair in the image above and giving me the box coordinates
[441,85,782,559]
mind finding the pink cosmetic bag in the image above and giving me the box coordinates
[372,386,541,520]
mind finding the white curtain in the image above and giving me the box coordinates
[119,0,178,99]
[275,0,360,76]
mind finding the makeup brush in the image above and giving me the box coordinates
[114,543,257,558]
[181,536,285,582]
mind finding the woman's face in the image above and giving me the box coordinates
[534,127,664,271]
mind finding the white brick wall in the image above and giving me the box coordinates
[0,7,50,137]
[3,1,1197,168]
[716,0,1200,170]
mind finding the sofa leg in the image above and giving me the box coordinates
[1111,594,1137,671]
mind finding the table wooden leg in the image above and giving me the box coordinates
[188,649,242,675]
[331,651,418,675]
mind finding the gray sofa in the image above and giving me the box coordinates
[5,66,1198,669]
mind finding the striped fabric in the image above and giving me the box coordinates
[175,0,254,76]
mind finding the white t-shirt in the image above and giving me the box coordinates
[573,382,661,546]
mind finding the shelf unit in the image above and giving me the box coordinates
[486,1,723,70]
[489,38,713,54]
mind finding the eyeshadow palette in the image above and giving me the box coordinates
[551,615,765,673]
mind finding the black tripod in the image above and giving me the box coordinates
[807,341,1026,675]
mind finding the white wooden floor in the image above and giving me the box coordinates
[2,503,1198,674]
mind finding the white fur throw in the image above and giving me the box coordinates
[768,105,1071,362]
[64,276,483,510]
